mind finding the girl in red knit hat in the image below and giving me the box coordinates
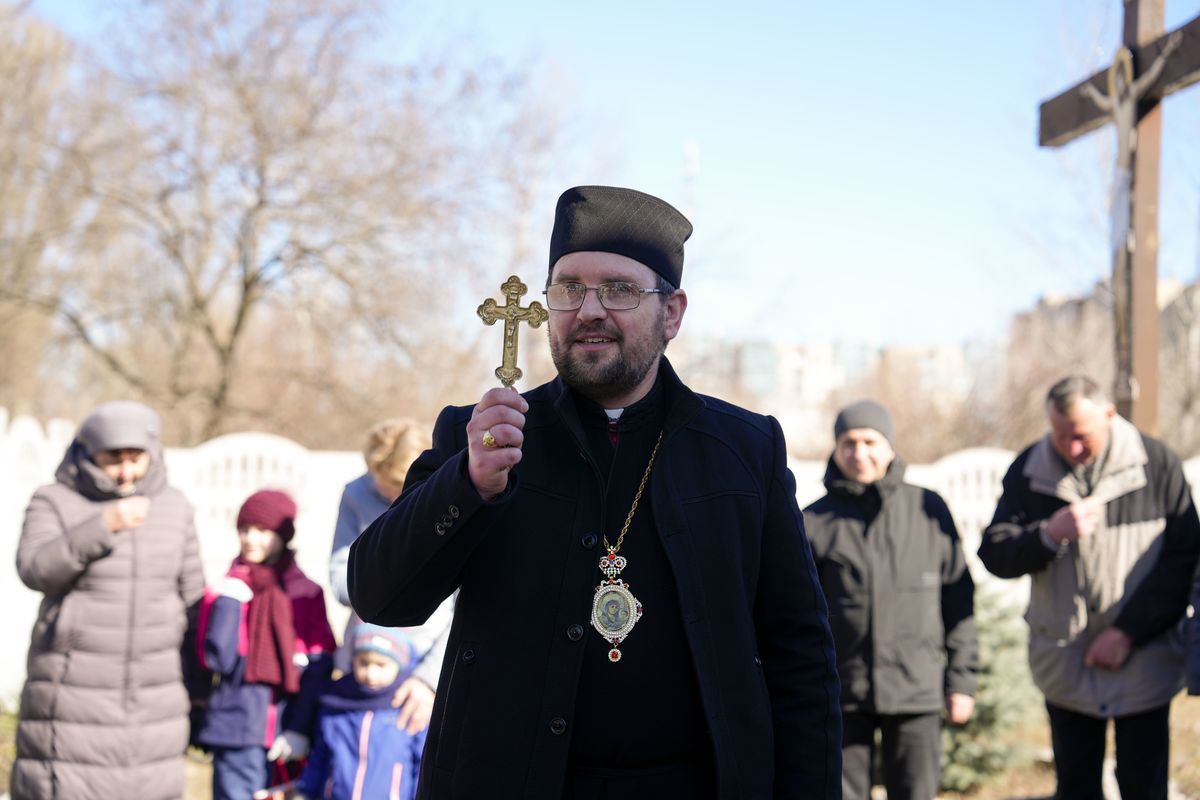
[194,489,337,800]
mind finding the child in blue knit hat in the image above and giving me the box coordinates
[291,624,426,800]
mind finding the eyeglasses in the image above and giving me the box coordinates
[543,282,668,311]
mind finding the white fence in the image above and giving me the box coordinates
[4,408,1200,706]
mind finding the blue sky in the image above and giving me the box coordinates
[30,0,1200,348]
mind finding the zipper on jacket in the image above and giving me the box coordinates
[352,710,374,800]
[390,762,403,800]
[124,520,139,710]
[865,506,879,709]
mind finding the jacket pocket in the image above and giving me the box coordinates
[433,640,479,771]
[828,597,871,703]
[819,550,868,600]
[50,593,80,652]
[1025,564,1086,644]
[827,597,869,661]
[895,575,939,640]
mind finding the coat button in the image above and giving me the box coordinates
[754,654,762,667]
[567,624,585,641]
[462,649,476,664]
[549,717,567,735]
[581,533,598,549]
[441,514,453,526]
[449,505,460,518]
[435,523,446,536]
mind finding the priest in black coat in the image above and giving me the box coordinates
[349,185,841,799]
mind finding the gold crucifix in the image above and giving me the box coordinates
[477,275,548,388]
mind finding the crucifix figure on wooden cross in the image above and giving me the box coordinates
[477,274,548,388]
[1038,4,1200,431]
[1081,30,1180,426]
[1081,32,1180,254]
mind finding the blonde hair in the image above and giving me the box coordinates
[363,418,428,486]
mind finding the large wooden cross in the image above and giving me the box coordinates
[1038,3,1200,432]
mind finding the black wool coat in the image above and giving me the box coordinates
[349,359,842,799]
[804,458,978,715]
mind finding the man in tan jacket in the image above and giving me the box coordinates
[980,376,1199,800]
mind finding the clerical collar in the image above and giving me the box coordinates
[573,377,664,434]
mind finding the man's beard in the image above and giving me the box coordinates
[549,318,667,406]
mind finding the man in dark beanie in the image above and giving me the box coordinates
[805,400,978,800]
[350,185,841,798]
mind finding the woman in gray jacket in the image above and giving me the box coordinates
[12,401,205,800]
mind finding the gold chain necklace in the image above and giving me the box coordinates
[590,430,663,663]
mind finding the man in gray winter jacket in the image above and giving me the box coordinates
[805,400,978,800]
[13,401,206,800]
[980,375,1200,800]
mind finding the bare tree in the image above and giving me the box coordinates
[991,277,1200,458]
[827,348,1001,464]
[0,4,103,415]
[998,283,1114,448]
[5,0,565,444]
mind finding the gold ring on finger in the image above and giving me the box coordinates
[482,429,498,448]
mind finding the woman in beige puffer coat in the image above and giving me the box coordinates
[12,401,205,800]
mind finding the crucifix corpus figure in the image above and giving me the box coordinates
[1080,31,1180,414]
[477,274,548,388]
[1081,32,1180,255]
[1038,8,1200,430]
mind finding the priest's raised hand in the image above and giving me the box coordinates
[466,386,528,500]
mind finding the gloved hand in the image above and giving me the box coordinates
[266,730,310,762]
[215,576,253,603]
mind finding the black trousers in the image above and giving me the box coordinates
[1045,701,1171,800]
[841,711,941,800]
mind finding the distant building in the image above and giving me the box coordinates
[672,336,990,456]
[874,345,974,413]
[1002,276,1198,455]
[1007,276,1184,384]
[673,337,865,452]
